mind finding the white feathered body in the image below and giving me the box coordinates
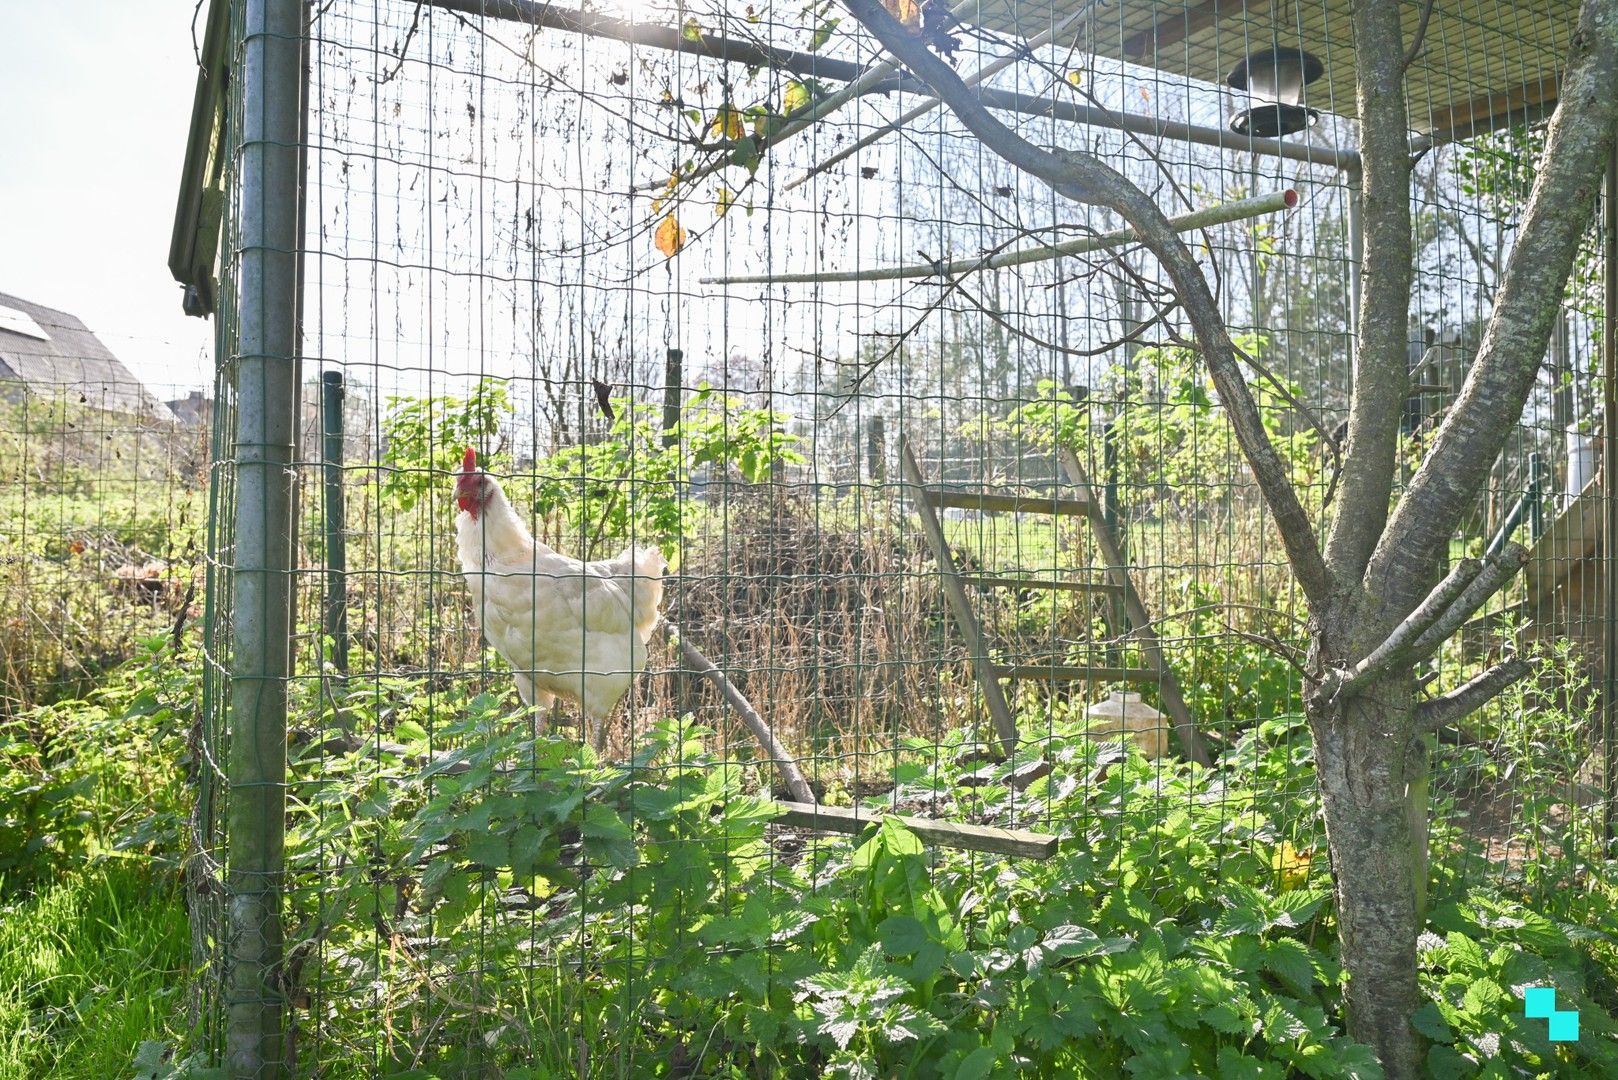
[456,481,664,728]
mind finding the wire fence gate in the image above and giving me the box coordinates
[176,0,1617,1074]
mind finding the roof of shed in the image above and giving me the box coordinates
[976,0,1573,141]
[0,291,177,420]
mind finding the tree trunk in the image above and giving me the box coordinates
[1309,682,1423,1078]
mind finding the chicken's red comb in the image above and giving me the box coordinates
[462,447,477,472]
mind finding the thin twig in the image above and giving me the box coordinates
[1403,0,1438,72]
[1416,656,1532,730]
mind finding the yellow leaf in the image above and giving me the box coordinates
[882,0,921,29]
[654,213,687,258]
[784,80,811,114]
[716,186,733,218]
[681,16,702,42]
[1065,69,1084,88]
[1270,842,1313,892]
[710,103,744,141]
[651,196,665,215]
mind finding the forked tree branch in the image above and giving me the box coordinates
[841,0,1332,609]
[1333,543,1526,703]
[1417,657,1533,730]
[1339,556,1481,690]
[1406,543,1528,657]
[1369,0,1618,610]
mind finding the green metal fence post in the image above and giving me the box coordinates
[322,370,348,674]
[227,0,304,1073]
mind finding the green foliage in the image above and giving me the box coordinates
[987,333,1319,500]
[0,863,193,1080]
[0,641,197,1079]
[529,385,804,553]
[378,376,511,511]
[1418,890,1618,1078]
[0,639,192,887]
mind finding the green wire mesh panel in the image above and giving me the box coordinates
[189,0,1614,1073]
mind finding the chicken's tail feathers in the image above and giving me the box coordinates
[614,543,668,639]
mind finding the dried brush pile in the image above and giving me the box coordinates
[645,489,961,758]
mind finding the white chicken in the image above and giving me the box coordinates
[453,447,666,748]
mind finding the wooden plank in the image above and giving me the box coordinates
[962,575,1122,595]
[1526,476,1602,607]
[771,800,1058,859]
[1059,449,1211,766]
[1424,73,1560,141]
[1121,0,1241,60]
[924,488,1091,516]
[901,438,1023,755]
[995,664,1155,683]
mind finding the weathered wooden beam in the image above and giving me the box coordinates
[1059,449,1211,766]
[771,800,1058,859]
[704,190,1299,285]
[1425,74,1560,143]
[1121,0,1241,60]
[961,575,1122,595]
[926,489,1091,516]
[901,438,1024,755]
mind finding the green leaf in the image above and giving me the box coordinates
[809,17,840,51]
[1261,937,1316,994]
[729,135,761,173]
[953,1046,999,1080]
[878,914,928,955]
[1412,1002,1455,1044]
[464,831,509,869]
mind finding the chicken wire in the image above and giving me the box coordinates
[187,0,1615,1074]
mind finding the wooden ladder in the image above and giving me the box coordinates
[899,435,1210,766]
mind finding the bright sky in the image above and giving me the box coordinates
[0,1,213,395]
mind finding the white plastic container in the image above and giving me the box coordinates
[1083,690,1169,760]
[1566,423,1595,501]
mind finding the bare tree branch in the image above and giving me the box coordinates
[1405,543,1528,658]
[1323,0,1414,587]
[841,0,1332,608]
[1403,0,1438,72]
[1369,0,1618,610]
[1416,657,1533,730]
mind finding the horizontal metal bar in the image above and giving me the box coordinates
[771,800,1058,858]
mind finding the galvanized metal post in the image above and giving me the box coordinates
[321,370,348,674]
[227,0,303,1073]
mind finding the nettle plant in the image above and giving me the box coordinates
[529,385,805,554]
[378,376,513,512]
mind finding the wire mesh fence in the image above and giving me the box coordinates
[178,0,1616,1074]
[0,380,207,714]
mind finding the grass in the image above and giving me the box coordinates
[0,863,189,1079]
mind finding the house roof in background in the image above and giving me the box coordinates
[0,291,177,420]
